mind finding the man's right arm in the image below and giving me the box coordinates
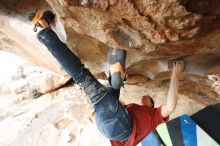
[161,62,184,118]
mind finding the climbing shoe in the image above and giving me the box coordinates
[28,9,55,32]
[107,48,127,89]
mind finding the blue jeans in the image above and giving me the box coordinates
[37,28,132,141]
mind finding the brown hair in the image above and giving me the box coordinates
[142,95,154,108]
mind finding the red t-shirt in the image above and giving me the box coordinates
[110,104,169,146]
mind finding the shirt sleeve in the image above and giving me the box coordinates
[153,106,169,125]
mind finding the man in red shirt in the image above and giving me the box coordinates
[111,62,183,146]
[29,9,184,146]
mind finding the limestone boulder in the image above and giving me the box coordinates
[0,0,220,79]
[28,69,70,94]
[3,63,71,101]
[0,74,219,146]
[0,84,109,146]
[208,74,220,95]
[0,1,220,145]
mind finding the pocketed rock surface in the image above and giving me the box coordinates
[0,0,220,78]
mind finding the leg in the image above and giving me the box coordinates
[37,28,107,105]
[30,10,131,141]
[38,28,132,141]
[94,86,132,141]
[93,49,131,141]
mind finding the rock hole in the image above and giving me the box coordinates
[180,0,220,16]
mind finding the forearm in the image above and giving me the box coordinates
[161,75,179,118]
[166,75,179,111]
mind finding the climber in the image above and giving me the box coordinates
[28,9,184,146]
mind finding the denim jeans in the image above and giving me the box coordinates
[37,28,132,141]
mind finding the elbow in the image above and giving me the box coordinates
[166,105,176,114]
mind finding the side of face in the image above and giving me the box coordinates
[140,95,154,108]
